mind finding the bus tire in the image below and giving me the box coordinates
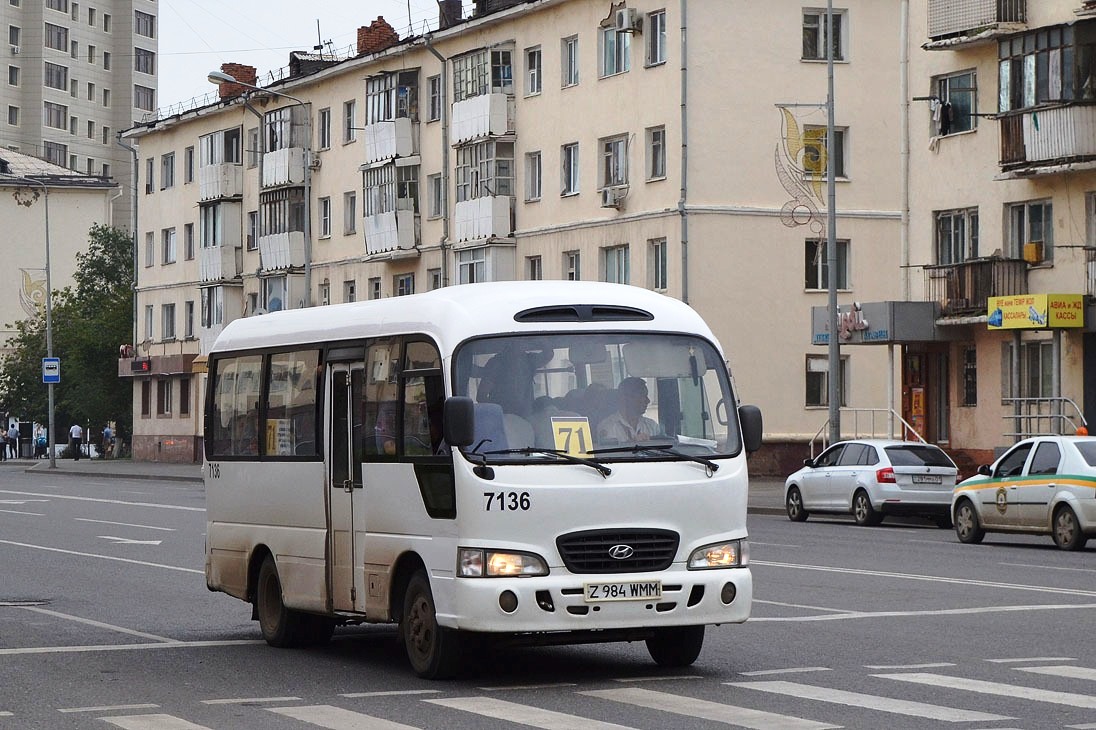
[646,625,704,667]
[256,556,306,648]
[302,614,337,646]
[402,570,462,679]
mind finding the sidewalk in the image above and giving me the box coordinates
[18,458,788,514]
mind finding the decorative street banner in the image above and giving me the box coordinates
[987,294,1084,330]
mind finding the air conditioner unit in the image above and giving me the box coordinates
[615,7,642,32]
[9,45,19,55]
[600,186,626,208]
[1022,241,1044,264]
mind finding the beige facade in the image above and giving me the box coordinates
[122,0,914,466]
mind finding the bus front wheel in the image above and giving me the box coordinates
[646,625,705,667]
[256,556,307,647]
[402,570,462,679]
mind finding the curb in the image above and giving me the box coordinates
[22,463,203,483]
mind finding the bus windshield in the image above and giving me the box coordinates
[452,333,741,462]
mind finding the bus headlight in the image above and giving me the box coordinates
[458,548,549,577]
[687,539,749,569]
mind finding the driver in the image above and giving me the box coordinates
[597,377,661,444]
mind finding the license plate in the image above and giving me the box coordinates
[912,475,942,484]
[584,581,662,602]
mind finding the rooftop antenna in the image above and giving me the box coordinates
[313,20,323,51]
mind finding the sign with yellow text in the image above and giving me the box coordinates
[551,416,593,456]
[987,294,1084,330]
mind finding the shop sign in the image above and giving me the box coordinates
[987,294,1084,330]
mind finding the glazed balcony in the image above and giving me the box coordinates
[922,257,1028,316]
[999,105,1096,174]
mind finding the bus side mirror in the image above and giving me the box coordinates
[738,405,763,454]
[444,396,475,448]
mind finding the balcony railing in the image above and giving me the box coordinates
[451,93,516,144]
[922,257,1028,316]
[927,0,1025,42]
[362,118,417,166]
[262,148,306,188]
[198,163,243,201]
[999,104,1096,171]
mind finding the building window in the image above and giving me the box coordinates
[650,238,668,291]
[804,238,849,290]
[246,211,257,250]
[44,101,67,129]
[427,173,443,218]
[369,277,382,300]
[525,151,541,201]
[144,304,153,339]
[366,70,417,124]
[162,303,176,340]
[184,146,194,183]
[184,223,195,260]
[102,51,110,70]
[134,85,154,112]
[565,251,580,280]
[343,192,356,234]
[44,23,67,51]
[453,47,512,102]
[70,40,77,60]
[962,346,977,407]
[263,107,300,152]
[144,157,154,193]
[6,65,17,87]
[144,232,154,267]
[394,273,414,296]
[527,255,542,280]
[427,75,442,123]
[44,61,68,90]
[103,13,109,32]
[646,10,667,66]
[101,125,110,144]
[602,245,630,284]
[1008,199,1053,263]
[134,47,155,75]
[806,354,848,407]
[363,164,419,216]
[998,26,1085,111]
[343,279,356,303]
[1003,340,1054,399]
[157,379,173,416]
[600,27,631,77]
[600,134,628,188]
[46,0,67,11]
[102,88,109,107]
[561,142,579,195]
[200,205,222,248]
[457,248,486,284]
[184,301,195,339]
[258,188,305,237]
[428,268,442,290]
[343,99,356,143]
[43,141,66,166]
[933,70,977,135]
[180,378,191,416]
[141,380,151,417]
[160,152,175,189]
[646,126,666,180]
[319,281,330,306]
[455,140,513,202]
[264,276,287,312]
[7,24,17,47]
[524,46,541,95]
[318,107,331,149]
[161,227,176,264]
[318,197,331,237]
[7,105,17,126]
[86,43,95,63]
[803,125,847,178]
[562,35,579,87]
[134,10,155,38]
[246,127,258,168]
[201,286,224,327]
[934,207,978,265]
[802,9,845,61]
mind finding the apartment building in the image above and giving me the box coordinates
[1,0,157,227]
[121,0,908,465]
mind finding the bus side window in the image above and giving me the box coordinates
[403,340,444,457]
[364,340,400,459]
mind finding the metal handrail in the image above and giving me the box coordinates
[1002,397,1087,439]
[809,407,927,458]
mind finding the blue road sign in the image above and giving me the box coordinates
[42,357,60,384]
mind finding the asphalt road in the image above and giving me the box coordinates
[0,463,1093,729]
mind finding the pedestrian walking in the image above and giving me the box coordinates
[8,422,18,459]
[102,424,113,459]
[0,425,7,462]
[69,422,83,461]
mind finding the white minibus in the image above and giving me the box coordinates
[204,281,762,678]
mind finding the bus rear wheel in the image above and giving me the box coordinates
[256,555,307,647]
[646,625,705,667]
[402,570,463,679]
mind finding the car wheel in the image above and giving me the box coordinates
[1052,505,1088,551]
[786,486,809,522]
[402,569,464,679]
[853,489,883,526]
[954,499,984,544]
[646,625,704,667]
[255,555,307,647]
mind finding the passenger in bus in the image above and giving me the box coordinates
[477,350,549,449]
[597,377,662,444]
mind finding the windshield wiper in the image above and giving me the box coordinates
[591,442,720,473]
[481,447,612,478]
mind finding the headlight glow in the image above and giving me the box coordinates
[688,539,748,569]
[458,548,548,577]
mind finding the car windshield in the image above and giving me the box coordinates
[452,333,741,462]
[885,445,955,468]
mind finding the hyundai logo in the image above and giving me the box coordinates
[608,544,635,560]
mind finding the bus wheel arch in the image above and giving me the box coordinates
[389,552,427,624]
[401,568,464,679]
[255,553,308,647]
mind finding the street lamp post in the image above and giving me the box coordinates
[207,70,314,308]
[3,174,57,468]
[824,0,840,446]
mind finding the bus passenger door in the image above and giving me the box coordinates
[328,363,364,612]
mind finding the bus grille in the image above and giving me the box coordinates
[556,529,679,574]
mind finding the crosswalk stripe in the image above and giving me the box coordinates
[875,672,1096,709]
[267,704,420,729]
[1016,665,1096,682]
[728,680,1012,722]
[99,715,212,730]
[427,696,634,729]
[581,687,837,730]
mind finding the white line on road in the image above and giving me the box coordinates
[99,714,211,730]
[340,690,443,698]
[582,687,837,730]
[611,675,704,683]
[0,509,43,515]
[17,605,177,643]
[1000,561,1096,574]
[738,667,832,677]
[59,703,161,713]
[76,518,176,531]
[477,682,577,691]
[754,599,854,613]
[863,663,956,670]
[0,539,202,573]
[429,696,635,730]
[1016,665,1096,681]
[269,704,421,729]
[0,639,263,656]
[987,656,1076,663]
[201,696,302,705]
[98,535,163,545]
[876,672,1096,709]
[0,489,203,512]
[749,602,1096,622]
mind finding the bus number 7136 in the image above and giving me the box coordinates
[483,491,531,511]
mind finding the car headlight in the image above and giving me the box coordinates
[687,539,749,569]
[458,548,549,577]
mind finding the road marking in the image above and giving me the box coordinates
[339,690,442,698]
[582,687,837,729]
[201,696,301,705]
[478,682,577,691]
[739,667,832,677]
[0,639,262,656]
[0,489,203,512]
[0,509,43,515]
[76,518,176,531]
[749,602,1096,622]
[611,675,704,683]
[98,535,164,546]
[99,714,210,729]
[730,680,1012,722]
[429,696,634,729]
[1001,562,1096,574]
[59,703,160,713]
[988,656,1076,663]
[754,599,853,613]
[0,499,49,504]
[876,672,1096,709]
[18,605,176,642]
[864,663,955,670]
[268,704,421,729]
[1016,665,1096,681]
[0,539,201,573]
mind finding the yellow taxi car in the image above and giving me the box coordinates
[952,435,1096,550]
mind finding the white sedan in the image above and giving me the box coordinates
[952,435,1096,550]
[784,439,959,527]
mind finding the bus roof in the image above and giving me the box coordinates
[208,281,720,357]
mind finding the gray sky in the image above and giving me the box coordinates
[158,0,472,109]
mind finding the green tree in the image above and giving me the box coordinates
[0,224,134,445]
